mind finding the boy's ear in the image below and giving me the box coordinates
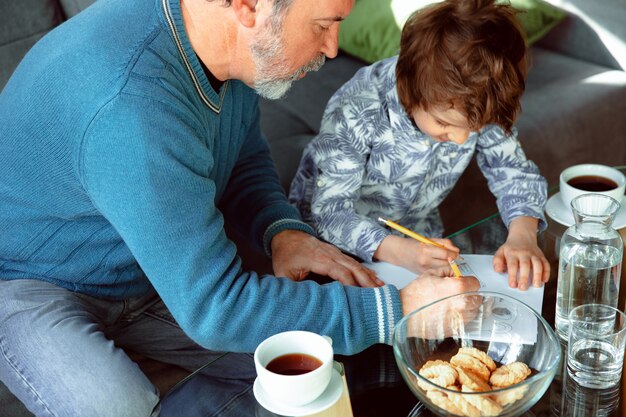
[231,0,258,28]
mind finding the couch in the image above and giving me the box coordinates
[2,0,626,415]
[260,0,626,235]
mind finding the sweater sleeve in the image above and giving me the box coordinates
[219,100,314,256]
[475,126,548,231]
[79,93,402,354]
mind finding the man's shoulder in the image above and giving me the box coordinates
[6,0,170,112]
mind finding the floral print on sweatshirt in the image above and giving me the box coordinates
[289,57,547,262]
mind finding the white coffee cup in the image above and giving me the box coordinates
[559,164,625,209]
[254,331,334,407]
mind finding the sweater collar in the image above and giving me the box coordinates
[161,0,228,113]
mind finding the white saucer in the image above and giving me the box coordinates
[545,193,626,228]
[253,368,343,417]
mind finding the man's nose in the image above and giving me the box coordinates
[320,25,340,59]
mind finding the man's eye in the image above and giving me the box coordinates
[437,120,449,127]
[317,25,330,31]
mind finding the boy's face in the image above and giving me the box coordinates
[411,106,473,145]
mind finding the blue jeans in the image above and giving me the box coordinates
[0,279,256,417]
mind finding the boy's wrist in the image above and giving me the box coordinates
[374,235,403,265]
[508,216,539,239]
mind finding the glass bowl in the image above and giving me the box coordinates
[393,292,561,417]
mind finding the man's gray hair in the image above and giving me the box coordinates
[208,0,296,17]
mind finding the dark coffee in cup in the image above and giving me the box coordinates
[567,175,618,192]
[266,353,322,375]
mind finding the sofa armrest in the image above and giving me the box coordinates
[59,0,95,18]
[0,0,65,89]
[536,0,626,71]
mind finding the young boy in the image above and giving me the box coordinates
[289,0,550,291]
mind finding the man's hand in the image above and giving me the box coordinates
[399,266,481,316]
[399,267,482,339]
[270,230,384,287]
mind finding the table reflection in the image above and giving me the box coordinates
[550,342,621,417]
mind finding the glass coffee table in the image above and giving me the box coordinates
[327,212,621,417]
[163,185,625,417]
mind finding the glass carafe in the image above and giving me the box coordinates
[555,193,623,341]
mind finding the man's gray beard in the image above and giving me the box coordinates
[251,25,326,100]
[254,54,325,100]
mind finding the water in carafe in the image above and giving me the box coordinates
[555,194,623,341]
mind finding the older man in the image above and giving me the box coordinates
[0,0,479,415]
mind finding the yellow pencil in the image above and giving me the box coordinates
[378,217,447,249]
[448,257,462,279]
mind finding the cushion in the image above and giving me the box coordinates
[59,0,96,18]
[339,0,567,63]
[0,0,64,88]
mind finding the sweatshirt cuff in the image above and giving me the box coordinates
[263,219,316,256]
[502,209,548,233]
[356,227,391,263]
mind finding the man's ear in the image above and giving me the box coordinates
[232,0,258,28]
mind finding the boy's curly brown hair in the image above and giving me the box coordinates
[396,0,528,134]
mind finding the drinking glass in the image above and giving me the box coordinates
[567,304,626,389]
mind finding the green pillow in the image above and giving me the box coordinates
[338,0,567,63]
[511,0,568,44]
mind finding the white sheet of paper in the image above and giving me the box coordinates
[362,254,544,344]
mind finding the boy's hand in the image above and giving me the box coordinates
[271,230,384,288]
[493,217,550,290]
[374,235,460,274]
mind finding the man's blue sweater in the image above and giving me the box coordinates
[0,0,401,354]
